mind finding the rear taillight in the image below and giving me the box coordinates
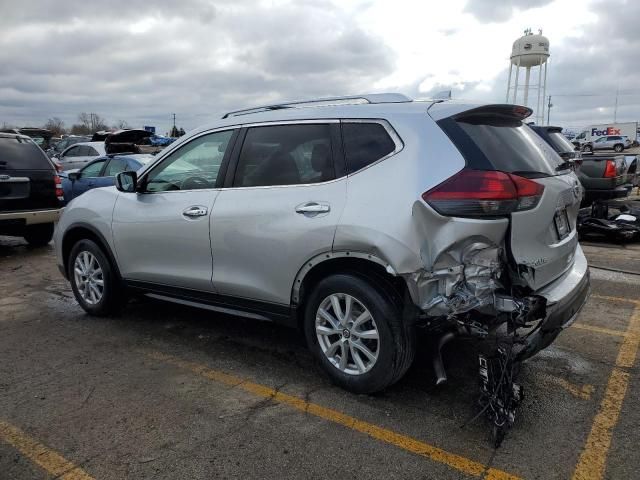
[54,175,64,202]
[603,159,617,178]
[422,169,545,217]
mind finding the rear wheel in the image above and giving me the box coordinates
[23,223,54,246]
[582,144,593,153]
[614,144,624,152]
[68,239,124,316]
[304,274,415,394]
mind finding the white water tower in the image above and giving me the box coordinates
[506,29,550,124]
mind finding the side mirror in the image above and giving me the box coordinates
[68,172,79,181]
[116,171,138,192]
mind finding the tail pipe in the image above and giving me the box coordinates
[433,332,456,385]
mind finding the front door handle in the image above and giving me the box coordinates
[295,202,330,214]
[183,206,208,217]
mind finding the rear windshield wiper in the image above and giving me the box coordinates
[555,161,574,172]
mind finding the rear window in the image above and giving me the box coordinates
[0,137,53,171]
[439,115,563,177]
[342,122,396,173]
[547,132,576,154]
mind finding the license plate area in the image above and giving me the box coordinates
[554,208,570,240]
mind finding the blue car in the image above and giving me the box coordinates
[60,154,153,204]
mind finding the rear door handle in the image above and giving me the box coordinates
[183,206,208,217]
[295,202,330,214]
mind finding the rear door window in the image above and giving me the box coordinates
[233,124,335,187]
[439,114,564,177]
[0,136,53,170]
[342,122,397,173]
[64,146,82,157]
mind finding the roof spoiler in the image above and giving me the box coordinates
[452,104,533,121]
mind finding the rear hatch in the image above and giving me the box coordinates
[0,136,59,212]
[434,105,582,291]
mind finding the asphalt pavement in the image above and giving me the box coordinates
[0,235,639,479]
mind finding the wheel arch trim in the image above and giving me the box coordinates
[61,222,122,281]
[291,250,396,305]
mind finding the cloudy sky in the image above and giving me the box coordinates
[1,0,638,134]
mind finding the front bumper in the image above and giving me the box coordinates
[516,245,591,360]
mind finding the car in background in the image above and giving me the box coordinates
[149,135,175,147]
[48,135,92,158]
[0,132,63,246]
[583,135,631,153]
[0,128,54,151]
[56,142,106,171]
[59,154,153,204]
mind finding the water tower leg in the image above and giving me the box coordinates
[506,63,513,102]
[523,66,531,107]
[512,58,521,104]
[537,58,544,123]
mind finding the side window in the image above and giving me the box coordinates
[64,146,81,157]
[145,130,234,192]
[342,122,397,174]
[104,158,127,177]
[234,124,334,187]
[81,160,106,177]
[86,147,99,156]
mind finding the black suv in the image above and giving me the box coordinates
[0,133,63,246]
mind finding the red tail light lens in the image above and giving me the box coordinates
[603,159,617,178]
[54,175,64,202]
[422,169,544,217]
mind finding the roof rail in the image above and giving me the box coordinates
[222,93,412,119]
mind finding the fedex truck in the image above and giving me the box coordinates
[572,122,638,148]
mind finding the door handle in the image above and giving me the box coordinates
[183,206,208,217]
[295,202,330,214]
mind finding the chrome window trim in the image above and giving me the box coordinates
[340,118,404,176]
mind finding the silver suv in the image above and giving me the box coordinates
[55,94,590,393]
[584,135,631,153]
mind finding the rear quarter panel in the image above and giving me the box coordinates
[333,113,508,273]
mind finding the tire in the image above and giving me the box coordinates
[23,223,54,247]
[304,273,415,394]
[583,145,593,153]
[614,144,623,152]
[68,239,124,316]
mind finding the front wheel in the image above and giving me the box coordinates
[68,239,124,316]
[304,274,415,394]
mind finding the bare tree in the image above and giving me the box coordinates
[113,119,130,129]
[77,112,108,133]
[43,117,66,136]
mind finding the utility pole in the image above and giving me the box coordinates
[613,87,619,123]
[172,113,176,129]
[547,95,552,125]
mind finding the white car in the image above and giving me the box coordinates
[57,141,106,171]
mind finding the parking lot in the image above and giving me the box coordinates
[0,235,638,480]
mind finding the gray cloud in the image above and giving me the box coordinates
[0,0,394,133]
[463,0,554,23]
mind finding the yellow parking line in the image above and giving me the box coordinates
[146,351,520,480]
[572,304,640,480]
[572,323,627,338]
[0,420,94,480]
[542,374,594,401]
[591,294,640,306]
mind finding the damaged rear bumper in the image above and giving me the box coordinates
[515,244,590,360]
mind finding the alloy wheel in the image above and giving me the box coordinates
[315,293,380,375]
[73,251,104,305]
